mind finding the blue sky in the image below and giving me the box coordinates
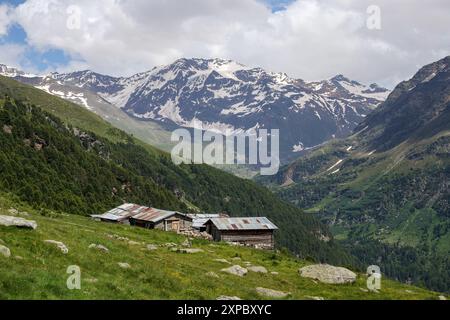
[1,0,70,71]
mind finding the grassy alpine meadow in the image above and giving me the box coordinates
[0,195,444,300]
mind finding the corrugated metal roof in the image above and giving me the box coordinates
[91,203,142,221]
[206,217,278,231]
[91,203,180,223]
[131,207,180,223]
[187,214,221,229]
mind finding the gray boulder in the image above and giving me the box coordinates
[0,244,11,258]
[44,240,69,254]
[221,265,248,277]
[146,244,158,251]
[299,264,357,284]
[0,215,37,229]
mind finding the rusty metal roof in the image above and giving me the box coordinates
[130,207,180,223]
[205,217,278,231]
[91,203,144,222]
[91,203,180,223]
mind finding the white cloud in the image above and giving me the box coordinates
[0,4,13,35]
[0,44,26,67]
[6,0,450,87]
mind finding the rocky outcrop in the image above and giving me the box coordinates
[299,264,357,284]
[0,215,37,229]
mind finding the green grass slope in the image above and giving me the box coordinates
[0,196,442,300]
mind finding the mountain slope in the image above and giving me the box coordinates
[0,196,440,300]
[0,75,351,264]
[257,56,450,292]
[1,59,389,163]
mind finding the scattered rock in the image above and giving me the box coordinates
[214,258,231,264]
[405,290,414,294]
[146,244,158,251]
[106,234,129,241]
[0,215,37,229]
[221,265,248,277]
[171,248,204,254]
[162,242,177,247]
[8,208,19,215]
[299,264,357,284]
[217,296,241,300]
[206,271,220,278]
[271,271,279,275]
[256,287,289,298]
[243,261,252,266]
[305,296,324,300]
[226,242,244,247]
[88,244,109,252]
[248,266,268,273]
[178,229,213,241]
[181,239,191,247]
[44,240,69,254]
[360,288,369,293]
[0,244,11,258]
[118,262,131,269]
[15,256,24,260]
[438,295,447,301]
[85,278,98,283]
[232,257,242,261]
[128,240,141,246]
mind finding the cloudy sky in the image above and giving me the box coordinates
[0,0,449,88]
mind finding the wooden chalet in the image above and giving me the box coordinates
[203,217,278,249]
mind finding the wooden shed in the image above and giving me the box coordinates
[203,217,278,249]
[129,207,192,232]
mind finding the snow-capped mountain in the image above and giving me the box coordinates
[0,64,37,78]
[0,59,390,162]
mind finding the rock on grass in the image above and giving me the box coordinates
[0,215,37,229]
[44,240,69,254]
[217,295,241,300]
[299,264,356,284]
[256,287,289,298]
[0,244,11,258]
[221,265,248,277]
[248,266,268,273]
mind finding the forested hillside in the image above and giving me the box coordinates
[257,56,450,292]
